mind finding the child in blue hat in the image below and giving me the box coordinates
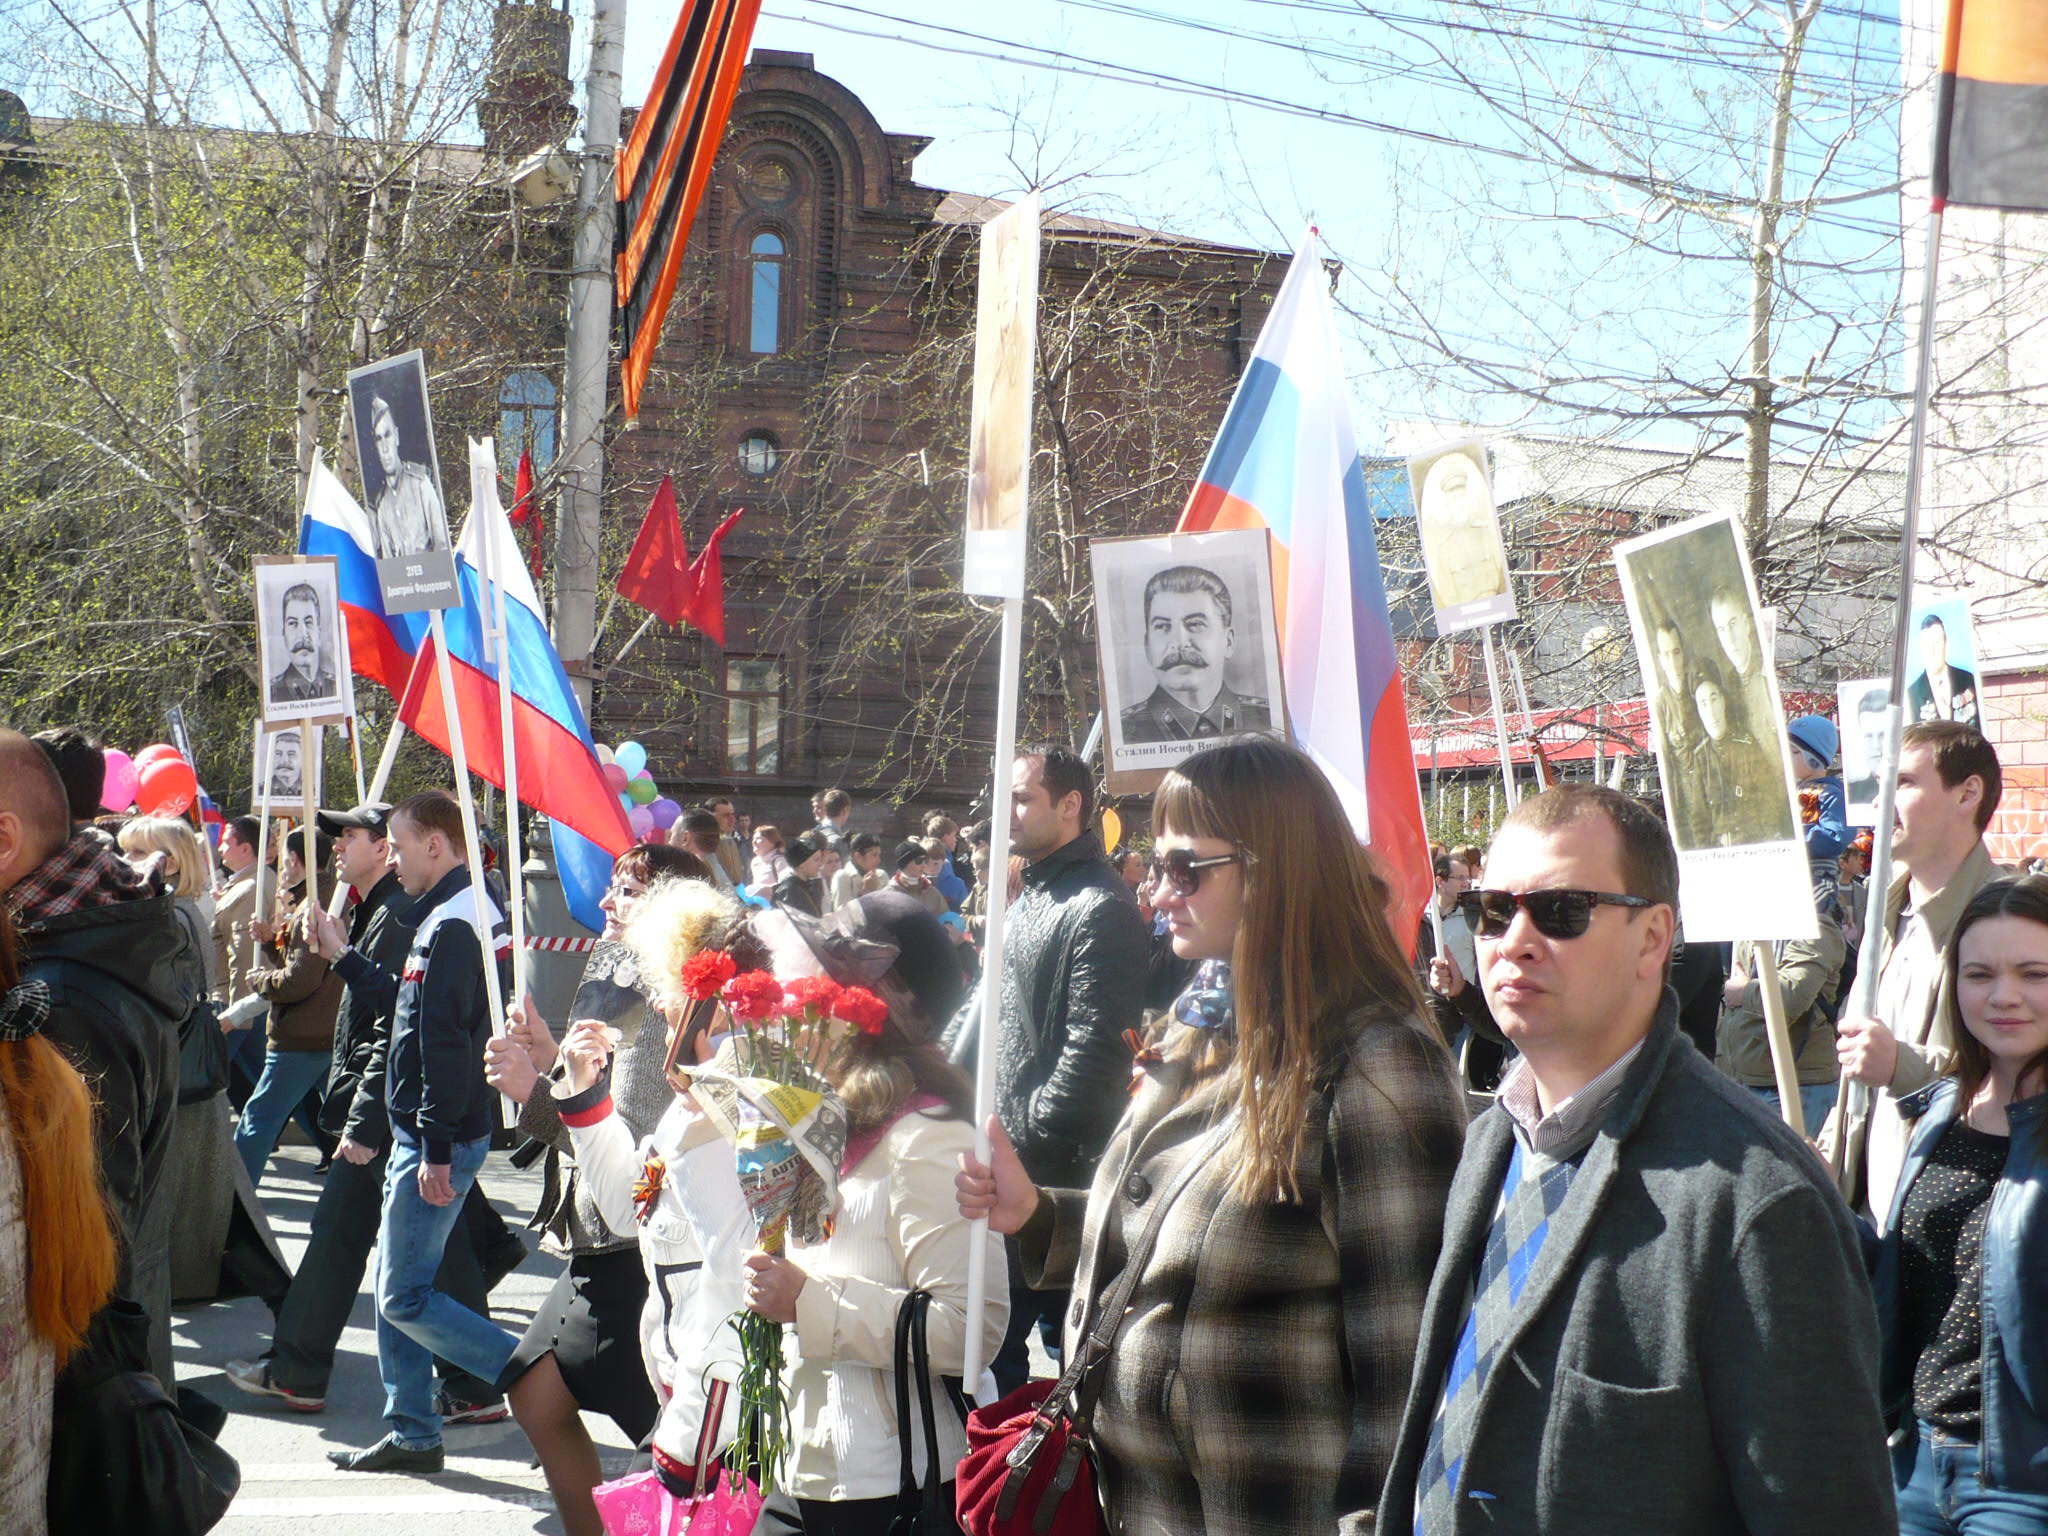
[1786,715,1850,907]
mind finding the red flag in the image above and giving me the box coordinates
[679,508,743,647]
[614,475,695,626]
[506,449,545,584]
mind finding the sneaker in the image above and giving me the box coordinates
[223,1359,326,1414]
[436,1387,509,1425]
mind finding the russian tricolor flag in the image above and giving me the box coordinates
[1177,229,1433,934]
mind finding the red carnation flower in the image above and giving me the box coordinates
[720,969,784,1021]
[680,950,738,1002]
[783,975,844,1018]
[832,987,889,1035]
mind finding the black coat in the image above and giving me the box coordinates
[948,832,1148,1188]
[22,889,187,1374]
[324,871,418,1143]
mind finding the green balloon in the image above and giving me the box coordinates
[627,773,659,805]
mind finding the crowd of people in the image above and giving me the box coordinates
[1,708,2046,1536]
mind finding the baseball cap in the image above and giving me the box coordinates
[316,802,394,839]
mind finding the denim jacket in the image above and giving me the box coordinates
[1873,1078,2048,1490]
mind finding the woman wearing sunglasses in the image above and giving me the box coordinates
[1872,877,2048,1535]
[958,737,1466,1535]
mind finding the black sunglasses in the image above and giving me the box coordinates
[1456,887,1655,940]
[1152,846,1252,896]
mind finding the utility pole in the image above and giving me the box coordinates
[554,0,626,714]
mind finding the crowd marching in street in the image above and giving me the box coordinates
[1,704,2046,1536]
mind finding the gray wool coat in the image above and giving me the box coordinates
[1379,1002,1896,1535]
[1019,1006,1467,1536]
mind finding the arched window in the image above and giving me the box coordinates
[498,369,558,468]
[749,231,785,355]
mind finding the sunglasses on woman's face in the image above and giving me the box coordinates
[1151,846,1250,896]
[1456,887,1655,941]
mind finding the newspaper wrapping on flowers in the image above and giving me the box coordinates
[686,1034,848,1252]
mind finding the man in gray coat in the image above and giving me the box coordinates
[1380,785,1893,1535]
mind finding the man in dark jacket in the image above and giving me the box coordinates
[225,802,501,1419]
[327,791,519,1473]
[946,745,1147,1394]
[0,728,182,1383]
[1380,786,1893,1534]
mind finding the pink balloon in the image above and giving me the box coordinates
[601,762,628,793]
[100,749,140,812]
[136,756,198,817]
[627,805,657,839]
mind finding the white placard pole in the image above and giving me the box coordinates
[1508,647,1546,792]
[428,608,509,1043]
[962,595,1023,1400]
[252,721,276,922]
[475,446,531,1009]
[1480,626,1519,811]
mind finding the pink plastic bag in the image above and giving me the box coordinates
[590,1464,763,1536]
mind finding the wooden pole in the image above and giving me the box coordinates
[252,720,275,920]
[1754,946,1806,1138]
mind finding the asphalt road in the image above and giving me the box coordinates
[179,1143,637,1536]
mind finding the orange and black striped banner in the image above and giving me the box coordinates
[615,0,764,422]
[1931,0,2048,213]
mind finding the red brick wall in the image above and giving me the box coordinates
[1979,670,2048,865]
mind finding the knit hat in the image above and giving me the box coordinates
[892,839,928,872]
[1787,715,1839,769]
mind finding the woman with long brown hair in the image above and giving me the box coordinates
[1873,876,2048,1534]
[958,736,1467,1535]
[0,906,118,1533]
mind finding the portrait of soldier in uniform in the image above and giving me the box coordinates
[1906,611,1981,730]
[346,350,451,568]
[1415,447,1512,614]
[1682,668,1795,849]
[1118,564,1272,744]
[365,393,447,560]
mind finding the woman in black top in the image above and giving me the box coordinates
[1873,877,2048,1535]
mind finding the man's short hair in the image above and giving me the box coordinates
[2,728,79,866]
[281,581,320,621]
[702,795,734,813]
[1902,721,2002,832]
[392,790,466,856]
[850,832,882,856]
[679,808,721,845]
[283,825,336,873]
[1920,612,1947,634]
[1141,565,1233,629]
[228,815,262,849]
[1499,784,1680,912]
[1022,744,1094,827]
[922,813,957,839]
[818,788,850,819]
[30,727,106,824]
[1433,853,1453,880]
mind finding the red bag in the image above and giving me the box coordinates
[954,1378,1104,1536]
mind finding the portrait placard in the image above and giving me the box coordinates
[1615,511,1814,942]
[346,349,459,612]
[253,555,350,727]
[1906,592,1982,732]
[962,194,1041,600]
[1091,528,1288,794]
[1407,439,1517,634]
[1838,677,1891,827]
[250,720,321,814]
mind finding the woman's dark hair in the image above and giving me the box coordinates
[1154,737,1430,1203]
[1944,877,2048,1145]
[618,841,709,887]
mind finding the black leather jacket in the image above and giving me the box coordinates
[324,871,418,1142]
[951,832,1148,1188]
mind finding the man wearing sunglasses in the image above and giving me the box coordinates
[1381,785,1891,1535]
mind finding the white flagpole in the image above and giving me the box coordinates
[429,607,510,1042]
[610,612,659,666]
[325,668,417,923]
[1480,625,1519,810]
[1832,204,1945,1187]
[252,720,276,920]
[476,443,532,1009]
[962,594,1022,1400]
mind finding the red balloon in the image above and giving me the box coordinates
[134,743,181,771]
[601,762,629,794]
[136,756,198,817]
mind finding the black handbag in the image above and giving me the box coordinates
[891,1288,969,1536]
[47,1299,240,1534]
[172,904,229,1106]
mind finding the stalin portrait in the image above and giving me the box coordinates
[1119,564,1272,744]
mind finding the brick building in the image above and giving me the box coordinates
[590,52,1285,830]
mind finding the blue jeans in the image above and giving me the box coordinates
[1750,1082,1839,1137]
[1897,1422,2048,1534]
[375,1136,518,1447]
[234,1049,331,1185]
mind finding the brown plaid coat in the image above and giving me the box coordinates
[1020,1006,1466,1535]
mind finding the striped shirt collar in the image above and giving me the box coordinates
[1497,1037,1647,1161]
